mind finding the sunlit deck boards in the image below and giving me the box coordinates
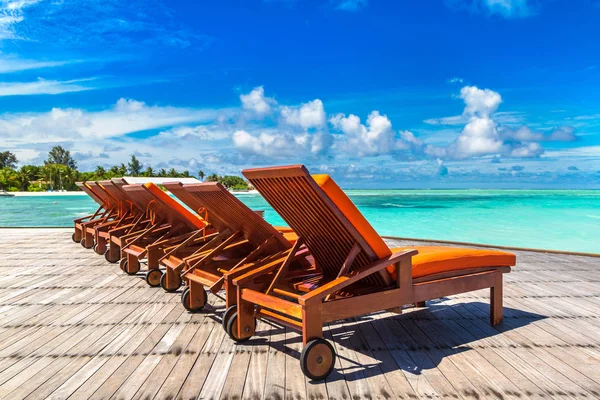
[0,228,599,399]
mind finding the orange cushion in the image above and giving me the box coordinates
[144,183,208,230]
[387,246,516,279]
[312,174,392,259]
[283,231,299,245]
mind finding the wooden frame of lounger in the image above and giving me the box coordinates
[79,181,123,249]
[73,182,112,244]
[93,179,150,261]
[118,183,209,286]
[234,165,513,380]
[109,183,190,273]
[160,181,306,314]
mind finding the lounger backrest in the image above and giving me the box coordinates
[169,182,291,250]
[141,183,207,230]
[243,165,393,286]
[86,181,118,211]
[99,180,140,215]
[162,182,230,232]
[76,182,105,207]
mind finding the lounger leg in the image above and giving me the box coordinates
[236,293,255,340]
[95,234,106,255]
[127,253,140,274]
[73,226,82,242]
[108,240,119,262]
[162,265,182,291]
[302,306,323,346]
[415,301,426,307]
[84,229,94,248]
[490,272,503,326]
[146,245,160,271]
[224,277,237,309]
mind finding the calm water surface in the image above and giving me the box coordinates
[1,190,598,253]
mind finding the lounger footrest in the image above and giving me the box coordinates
[123,244,145,256]
[187,270,219,286]
[241,289,302,320]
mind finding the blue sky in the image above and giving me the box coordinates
[0,0,599,188]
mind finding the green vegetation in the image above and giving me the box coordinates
[0,148,249,192]
[205,173,250,190]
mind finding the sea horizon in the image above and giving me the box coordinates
[2,188,598,254]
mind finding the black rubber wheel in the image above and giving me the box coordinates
[226,311,255,342]
[222,305,238,332]
[300,338,336,381]
[72,233,78,243]
[93,244,98,253]
[145,269,163,287]
[123,260,138,275]
[80,238,94,249]
[105,248,119,263]
[160,272,181,293]
[181,286,206,312]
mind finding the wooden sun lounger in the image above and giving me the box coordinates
[93,179,150,261]
[160,181,307,315]
[78,181,123,249]
[232,164,516,380]
[72,182,112,245]
[118,182,210,287]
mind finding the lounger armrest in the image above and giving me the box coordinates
[298,249,417,306]
[108,223,136,236]
[74,213,95,223]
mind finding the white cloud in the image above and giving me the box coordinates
[232,129,324,158]
[0,0,41,39]
[0,77,96,96]
[240,86,275,116]
[508,142,543,158]
[460,85,502,117]
[448,77,464,84]
[330,111,397,156]
[449,116,504,158]
[548,126,576,142]
[0,53,79,73]
[0,98,223,146]
[500,125,577,143]
[281,99,326,129]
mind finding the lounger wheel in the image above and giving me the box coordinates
[225,308,255,343]
[93,244,98,253]
[160,272,182,293]
[120,259,137,275]
[71,233,77,243]
[80,238,94,249]
[104,249,118,263]
[145,269,163,287]
[181,286,206,312]
[300,338,336,381]
[222,305,238,331]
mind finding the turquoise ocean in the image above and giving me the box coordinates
[0,190,598,254]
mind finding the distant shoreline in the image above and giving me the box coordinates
[9,189,259,197]
[10,191,87,197]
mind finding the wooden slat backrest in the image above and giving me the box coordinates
[162,182,230,233]
[243,165,392,287]
[86,181,118,211]
[141,183,207,230]
[121,184,159,220]
[99,180,140,215]
[76,182,105,207]
[172,182,291,250]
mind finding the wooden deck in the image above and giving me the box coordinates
[0,228,599,400]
